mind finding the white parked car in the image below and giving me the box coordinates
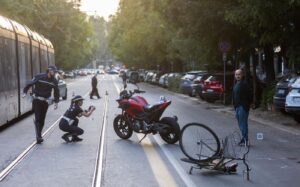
[285,77,300,122]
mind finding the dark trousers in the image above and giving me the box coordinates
[90,86,100,98]
[59,118,84,136]
[32,99,49,138]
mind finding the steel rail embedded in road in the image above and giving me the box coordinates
[0,117,61,181]
[0,91,91,182]
[92,92,109,187]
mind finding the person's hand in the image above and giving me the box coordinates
[88,105,96,112]
[22,93,27,98]
[54,103,58,110]
[250,103,255,110]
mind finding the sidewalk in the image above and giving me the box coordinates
[209,103,300,136]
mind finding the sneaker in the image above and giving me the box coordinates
[72,136,83,142]
[36,137,44,144]
[62,134,72,143]
[238,139,246,146]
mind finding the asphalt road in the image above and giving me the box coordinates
[0,74,299,187]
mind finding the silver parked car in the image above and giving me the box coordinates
[285,77,300,122]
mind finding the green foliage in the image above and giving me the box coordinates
[261,82,276,110]
[167,77,181,93]
[0,0,107,70]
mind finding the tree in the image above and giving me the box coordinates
[0,0,102,70]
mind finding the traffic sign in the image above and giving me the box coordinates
[218,42,231,53]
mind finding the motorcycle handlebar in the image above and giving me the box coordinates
[119,89,145,99]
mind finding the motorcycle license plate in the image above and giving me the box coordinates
[278,89,285,94]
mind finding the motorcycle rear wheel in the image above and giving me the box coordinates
[159,117,180,144]
[113,114,133,139]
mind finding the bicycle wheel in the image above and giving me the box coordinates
[179,123,220,162]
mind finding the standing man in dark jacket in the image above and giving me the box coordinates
[23,65,59,144]
[233,69,253,146]
[90,74,100,99]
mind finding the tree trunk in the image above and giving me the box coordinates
[251,49,257,106]
[264,45,275,84]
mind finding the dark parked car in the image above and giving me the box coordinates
[180,71,207,96]
[192,73,211,98]
[201,72,234,104]
[129,71,139,83]
[273,74,299,112]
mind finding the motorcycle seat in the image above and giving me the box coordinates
[143,104,161,112]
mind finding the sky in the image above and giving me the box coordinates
[80,0,120,20]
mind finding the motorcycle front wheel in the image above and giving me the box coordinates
[113,114,133,139]
[159,117,180,144]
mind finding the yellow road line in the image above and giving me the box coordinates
[136,134,178,187]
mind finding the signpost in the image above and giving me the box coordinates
[218,41,231,104]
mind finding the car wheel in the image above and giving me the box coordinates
[293,115,300,123]
[206,98,215,103]
[62,88,67,100]
[190,89,196,97]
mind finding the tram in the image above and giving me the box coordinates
[0,15,55,127]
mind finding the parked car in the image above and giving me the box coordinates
[145,71,155,82]
[273,74,299,112]
[285,77,300,122]
[138,69,146,82]
[64,71,76,79]
[159,73,169,87]
[180,71,207,96]
[166,73,184,88]
[150,72,159,85]
[129,71,139,83]
[201,72,234,104]
[192,73,211,99]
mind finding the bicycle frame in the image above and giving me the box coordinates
[179,123,251,180]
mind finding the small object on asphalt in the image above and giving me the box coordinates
[257,132,264,140]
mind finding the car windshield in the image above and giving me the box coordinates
[290,88,300,93]
[289,77,299,84]
[182,74,196,80]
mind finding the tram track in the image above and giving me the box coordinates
[0,91,91,182]
[0,117,61,181]
[92,92,109,187]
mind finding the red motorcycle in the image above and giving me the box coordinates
[113,88,180,144]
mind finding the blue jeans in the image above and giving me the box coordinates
[235,106,249,141]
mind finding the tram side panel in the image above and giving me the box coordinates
[40,44,48,71]
[0,32,18,126]
[48,48,55,66]
[31,42,41,75]
[18,35,32,115]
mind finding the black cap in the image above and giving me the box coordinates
[48,64,57,72]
